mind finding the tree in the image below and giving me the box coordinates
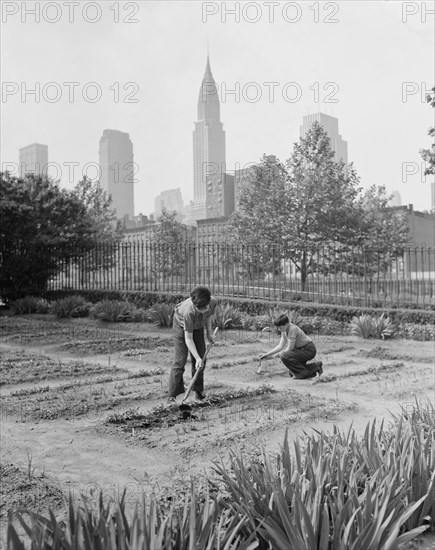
[230,155,289,245]
[419,86,435,177]
[229,123,410,290]
[71,177,123,285]
[337,185,410,281]
[227,155,288,282]
[283,123,362,288]
[150,208,192,288]
[0,172,121,300]
[356,185,409,251]
[72,177,123,242]
[229,124,363,289]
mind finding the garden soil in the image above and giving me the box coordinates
[0,314,434,548]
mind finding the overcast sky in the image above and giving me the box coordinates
[1,0,434,214]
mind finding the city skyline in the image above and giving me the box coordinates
[18,142,48,178]
[2,1,434,214]
[192,55,227,220]
[99,129,135,218]
[300,113,348,165]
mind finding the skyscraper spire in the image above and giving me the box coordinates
[205,54,212,79]
[198,54,219,122]
[193,53,226,215]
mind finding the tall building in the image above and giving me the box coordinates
[205,173,234,218]
[192,55,226,220]
[19,143,48,177]
[154,188,184,221]
[300,113,348,164]
[99,129,135,219]
[390,190,402,207]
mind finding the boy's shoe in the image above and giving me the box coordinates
[194,391,206,402]
[316,361,323,376]
[167,397,177,405]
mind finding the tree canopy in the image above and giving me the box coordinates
[419,86,435,178]
[149,208,193,285]
[0,172,121,299]
[228,122,410,288]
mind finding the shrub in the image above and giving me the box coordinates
[398,323,435,341]
[258,307,302,333]
[129,307,149,323]
[90,300,133,322]
[225,296,435,325]
[351,313,396,339]
[44,291,435,325]
[300,316,349,336]
[249,314,271,331]
[148,303,175,327]
[10,296,50,315]
[288,309,303,326]
[52,296,91,318]
[34,298,50,314]
[213,303,243,330]
[11,296,39,314]
[235,312,253,330]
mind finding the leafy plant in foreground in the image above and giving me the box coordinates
[7,400,434,549]
[8,489,258,550]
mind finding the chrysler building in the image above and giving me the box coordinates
[192,56,226,220]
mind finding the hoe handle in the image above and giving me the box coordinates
[182,327,218,404]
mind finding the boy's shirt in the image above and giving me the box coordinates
[284,324,312,351]
[173,297,217,332]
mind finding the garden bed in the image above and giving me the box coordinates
[0,314,434,549]
[0,349,123,385]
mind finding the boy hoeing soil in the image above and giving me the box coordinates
[168,286,217,403]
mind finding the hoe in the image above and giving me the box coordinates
[179,327,219,413]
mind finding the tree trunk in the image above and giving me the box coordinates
[300,250,307,292]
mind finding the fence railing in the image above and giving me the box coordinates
[38,242,435,308]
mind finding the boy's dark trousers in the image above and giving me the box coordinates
[168,324,206,398]
[279,341,318,379]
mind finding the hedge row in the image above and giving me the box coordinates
[44,290,435,326]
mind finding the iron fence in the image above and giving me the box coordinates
[36,242,435,309]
